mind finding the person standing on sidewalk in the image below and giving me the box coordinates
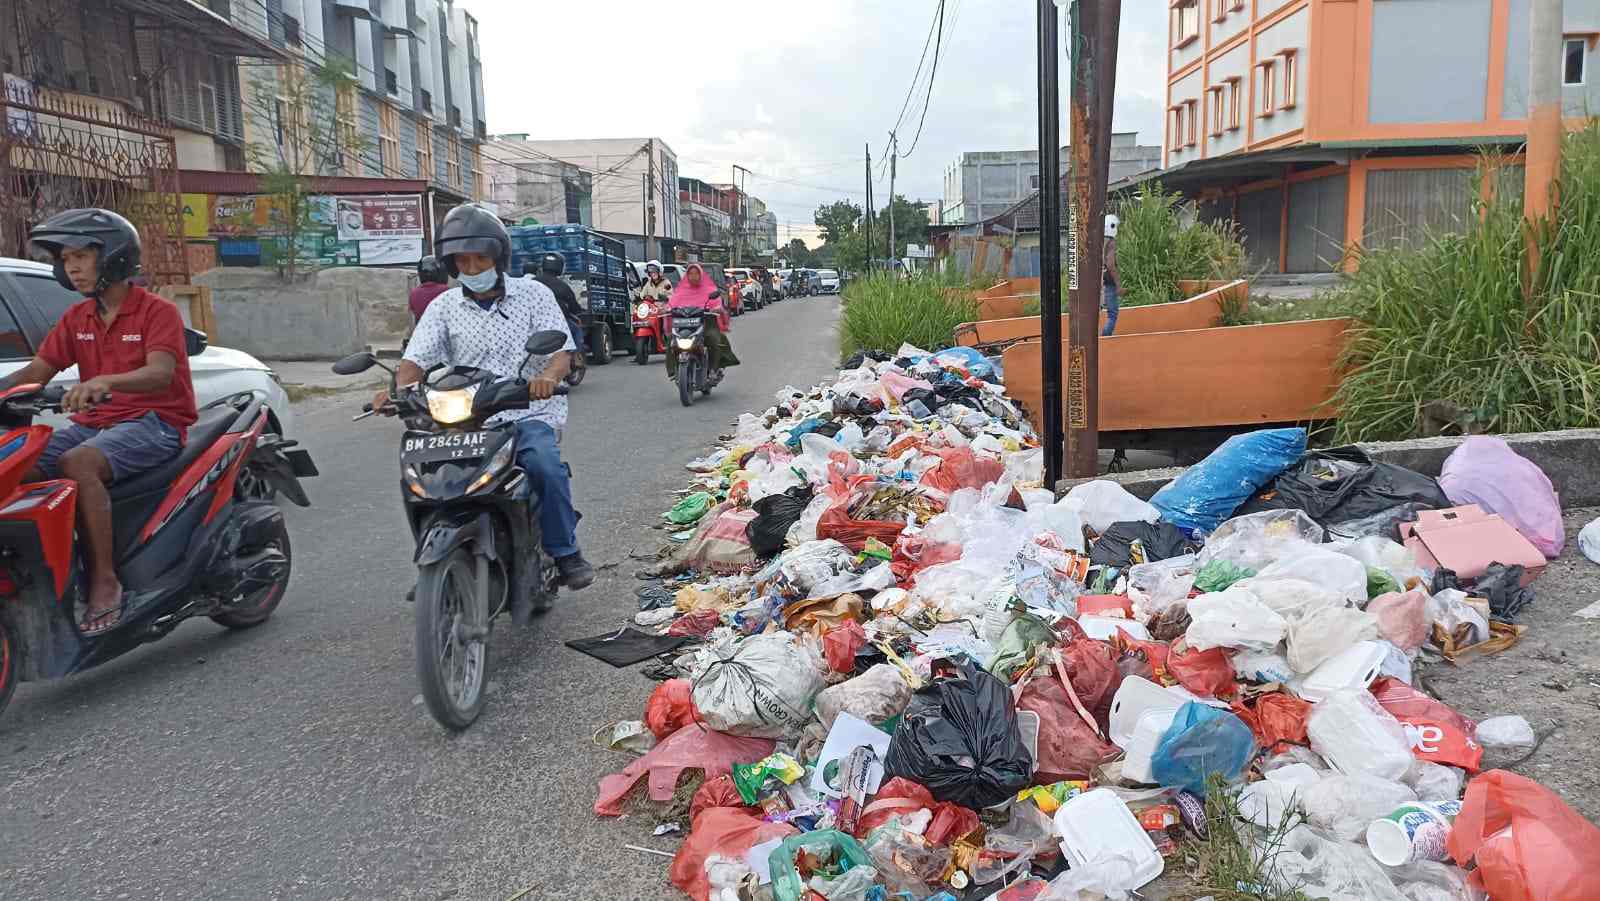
[1102,213,1121,337]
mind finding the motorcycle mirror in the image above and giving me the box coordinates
[183,327,209,357]
[524,330,567,356]
[708,290,721,300]
[331,351,379,375]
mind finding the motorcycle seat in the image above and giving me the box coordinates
[109,408,238,502]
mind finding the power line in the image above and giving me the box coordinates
[899,0,948,159]
[886,2,944,152]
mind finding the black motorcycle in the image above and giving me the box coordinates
[672,300,724,408]
[333,330,569,730]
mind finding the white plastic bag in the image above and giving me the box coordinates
[1299,772,1417,841]
[1405,761,1467,805]
[1062,480,1159,533]
[1126,554,1197,616]
[1248,546,1370,605]
[1334,536,1424,589]
[1474,715,1536,751]
[1389,860,1488,901]
[1232,648,1296,684]
[1183,586,1289,652]
[1307,689,1415,781]
[1239,778,1303,831]
[1288,605,1379,673]
[1267,825,1408,901]
[1580,517,1600,564]
[1242,577,1345,621]
[1196,509,1325,572]
[814,664,913,730]
[690,632,827,739]
[1424,589,1489,648]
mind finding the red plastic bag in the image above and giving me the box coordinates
[919,446,1006,495]
[1230,692,1311,748]
[689,774,751,820]
[816,471,907,552]
[1058,637,1121,724]
[595,725,773,816]
[1167,640,1236,700]
[1109,628,1171,685]
[1015,651,1119,781]
[855,777,936,835]
[1447,769,1600,901]
[823,620,867,672]
[1077,595,1134,617]
[890,533,963,584]
[645,679,698,739]
[670,806,797,901]
[925,802,981,846]
[668,608,722,637]
[1370,676,1483,771]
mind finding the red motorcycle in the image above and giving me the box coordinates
[0,383,317,720]
[632,296,671,365]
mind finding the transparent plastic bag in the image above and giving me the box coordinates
[1197,509,1326,572]
[1299,772,1417,840]
[1335,536,1424,589]
[1126,554,1198,617]
[1307,689,1415,781]
[1389,860,1486,901]
[1243,577,1345,621]
[1062,479,1160,533]
[1239,778,1303,831]
[1405,761,1467,805]
[1267,825,1407,901]
[1288,605,1379,674]
[1247,546,1370,605]
[1184,586,1289,652]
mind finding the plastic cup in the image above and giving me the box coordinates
[1365,800,1462,866]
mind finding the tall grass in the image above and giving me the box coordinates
[838,272,983,358]
[1333,127,1600,442]
[1116,183,1248,307]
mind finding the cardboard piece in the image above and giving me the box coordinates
[1401,505,1545,582]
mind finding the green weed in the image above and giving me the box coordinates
[838,273,982,357]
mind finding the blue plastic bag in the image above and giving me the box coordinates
[1151,428,1306,533]
[1150,702,1255,796]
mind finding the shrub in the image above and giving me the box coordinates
[1115,183,1247,307]
[838,273,982,358]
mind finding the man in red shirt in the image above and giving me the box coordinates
[409,255,451,321]
[1,209,197,634]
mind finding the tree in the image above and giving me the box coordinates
[242,60,370,279]
[814,200,863,244]
[876,195,931,262]
[780,238,817,267]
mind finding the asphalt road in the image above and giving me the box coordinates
[0,295,845,901]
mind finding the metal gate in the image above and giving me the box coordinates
[0,80,189,284]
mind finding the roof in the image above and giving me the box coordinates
[0,257,52,275]
[124,0,288,60]
[179,170,459,199]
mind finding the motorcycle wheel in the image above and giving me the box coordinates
[678,358,697,407]
[589,325,613,365]
[634,335,650,365]
[0,616,17,719]
[565,355,586,387]
[210,509,291,629]
[415,547,490,730]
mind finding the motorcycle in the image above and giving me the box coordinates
[672,295,725,407]
[334,329,570,730]
[631,296,669,365]
[0,384,317,720]
[563,314,587,388]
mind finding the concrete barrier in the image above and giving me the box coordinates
[195,266,417,360]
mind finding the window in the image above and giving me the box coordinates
[1208,85,1225,136]
[1185,99,1199,147]
[472,145,486,200]
[1257,60,1277,117]
[385,69,399,96]
[446,139,462,188]
[1170,105,1186,151]
[1211,0,1226,23]
[419,89,433,113]
[1230,0,1244,10]
[1565,38,1587,86]
[335,84,359,174]
[417,118,436,179]
[1029,174,1041,190]
[283,15,302,47]
[1279,49,1299,110]
[378,102,399,174]
[1172,1,1200,47]
[0,286,41,361]
[1227,77,1243,129]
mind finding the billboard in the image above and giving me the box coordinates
[196,193,423,267]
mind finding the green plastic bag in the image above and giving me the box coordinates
[767,830,872,901]
[1367,566,1400,600]
[988,612,1056,683]
[1194,559,1255,593]
[666,492,713,524]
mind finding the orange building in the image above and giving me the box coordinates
[1144,0,1599,273]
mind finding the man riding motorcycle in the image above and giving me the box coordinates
[0,208,198,634]
[639,260,673,303]
[531,252,588,357]
[374,204,594,590]
[410,255,451,322]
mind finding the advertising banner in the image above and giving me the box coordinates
[336,195,425,241]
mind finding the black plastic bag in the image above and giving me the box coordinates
[1236,447,1450,529]
[1089,520,1202,568]
[746,486,814,558]
[1472,563,1536,621]
[884,658,1031,810]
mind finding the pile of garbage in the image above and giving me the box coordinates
[578,345,1600,901]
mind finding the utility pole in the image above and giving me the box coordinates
[645,139,656,260]
[1525,0,1563,299]
[865,142,874,271]
[1038,0,1065,486]
[886,132,898,265]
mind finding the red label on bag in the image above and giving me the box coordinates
[1396,719,1484,772]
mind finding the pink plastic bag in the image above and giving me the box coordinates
[1439,437,1564,558]
[594,724,774,816]
[877,370,934,403]
[1367,589,1430,652]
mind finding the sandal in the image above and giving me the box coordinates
[79,604,123,636]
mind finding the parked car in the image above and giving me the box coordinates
[0,258,295,482]
[695,263,739,315]
[628,260,687,286]
[816,269,842,294]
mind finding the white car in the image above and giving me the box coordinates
[0,257,294,451]
[816,269,842,293]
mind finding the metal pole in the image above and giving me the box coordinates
[1038,0,1065,486]
[1525,0,1563,299]
[887,133,898,265]
[645,139,656,259]
[865,142,874,272]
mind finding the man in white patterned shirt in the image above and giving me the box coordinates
[374,204,594,591]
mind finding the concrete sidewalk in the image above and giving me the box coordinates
[266,359,386,402]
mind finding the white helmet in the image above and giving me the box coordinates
[1105,213,1120,238]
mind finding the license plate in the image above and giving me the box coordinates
[402,430,492,463]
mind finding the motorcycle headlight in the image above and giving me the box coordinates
[467,438,516,495]
[676,337,695,350]
[635,302,652,318]
[426,387,477,425]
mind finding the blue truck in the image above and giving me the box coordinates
[509,224,637,363]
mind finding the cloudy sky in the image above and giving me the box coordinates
[474,1,1167,245]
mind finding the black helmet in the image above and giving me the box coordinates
[434,203,510,276]
[539,252,564,276]
[29,208,142,295]
[417,255,447,284]
[522,260,539,277]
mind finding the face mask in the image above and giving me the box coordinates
[459,268,499,294]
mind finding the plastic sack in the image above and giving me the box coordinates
[1246,546,1370,606]
[595,725,776,816]
[1149,702,1255,796]
[1439,437,1564,558]
[1061,479,1159,533]
[660,504,759,575]
[668,491,715,524]
[1268,825,1408,901]
[1371,677,1482,771]
[823,620,867,673]
[1287,605,1379,674]
[1196,509,1325,572]
[1015,650,1120,781]
[1368,589,1431,652]
[1184,586,1289,652]
[1168,640,1237,700]
[1126,554,1197,615]
[691,633,827,739]
[815,663,913,730]
[1447,769,1600,901]
[1150,427,1307,533]
[884,659,1032,809]
[1231,692,1312,748]
[1307,689,1414,781]
[1580,517,1600,564]
[690,774,753,820]
[671,806,797,901]
[747,486,814,558]
[1300,772,1417,840]
[920,446,1006,495]
[1238,447,1451,532]
[1474,715,1536,752]
[645,678,699,739]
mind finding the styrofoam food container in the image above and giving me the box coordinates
[1120,707,1181,785]
[1290,640,1388,702]
[1109,676,1184,749]
[1077,615,1151,642]
[1053,788,1164,890]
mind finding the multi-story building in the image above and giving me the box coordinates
[941,133,1162,224]
[496,137,679,260]
[1154,0,1600,273]
[678,177,733,245]
[484,136,593,226]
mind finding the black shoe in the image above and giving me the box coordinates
[556,552,595,590]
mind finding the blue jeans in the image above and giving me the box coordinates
[513,419,579,558]
[1102,283,1120,337]
[37,411,181,482]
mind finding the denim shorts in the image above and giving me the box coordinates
[37,411,182,482]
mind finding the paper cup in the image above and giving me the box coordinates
[1365,800,1462,866]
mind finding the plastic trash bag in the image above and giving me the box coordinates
[1439,437,1564,558]
[690,633,827,739]
[1232,648,1296,684]
[1371,677,1482,771]
[1062,479,1159,533]
[1015,649,1120,781]
[1368,589,1431,652]
[1246,546,1370,606]
[1238,446,1451,532]
[1474,715,1536,752]
[671,807,797,901]
[1389,860,1486,901]
[1149,702,1254,796]
[884,659,1032,809]
[1240,778,1303,831]
[1300,772,1417,840]
[1184,586,1289,652]
[1269,825,1408,901]
[920,446,1006,495]
[1150,428,1307,533]
[1244,577,1345,622]
[1193,559,1255,593]
[747,486,814,558]
[1168,640,1237,700]
[1197,509,1326,572]
[1307,689,1414,781]
[1126,554,1197,616]
[645,678,698,739]
[815,664,913,732]
[1406,761,1467,805]
[823,620,867,672]
[595,725,777,816]
[1230,691,1312,747]
[668,491,715,524]
[1287,605,1380,674]
[1447,769,1600,901]
[1336,535,1425,589]
[1089,520,1202,568]
[987,612,1058,683]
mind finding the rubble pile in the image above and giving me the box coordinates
[578,345,1600,900]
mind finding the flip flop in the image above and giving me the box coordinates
[79,604,123,636]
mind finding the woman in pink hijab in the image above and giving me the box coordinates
[666,263,741,379]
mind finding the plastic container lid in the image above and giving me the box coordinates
[1078,615,1151,642]
[1291,640,1388,702]
[1120,708,1181,785]
[1053,788,1164,890]
[1109,676,1185,749]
